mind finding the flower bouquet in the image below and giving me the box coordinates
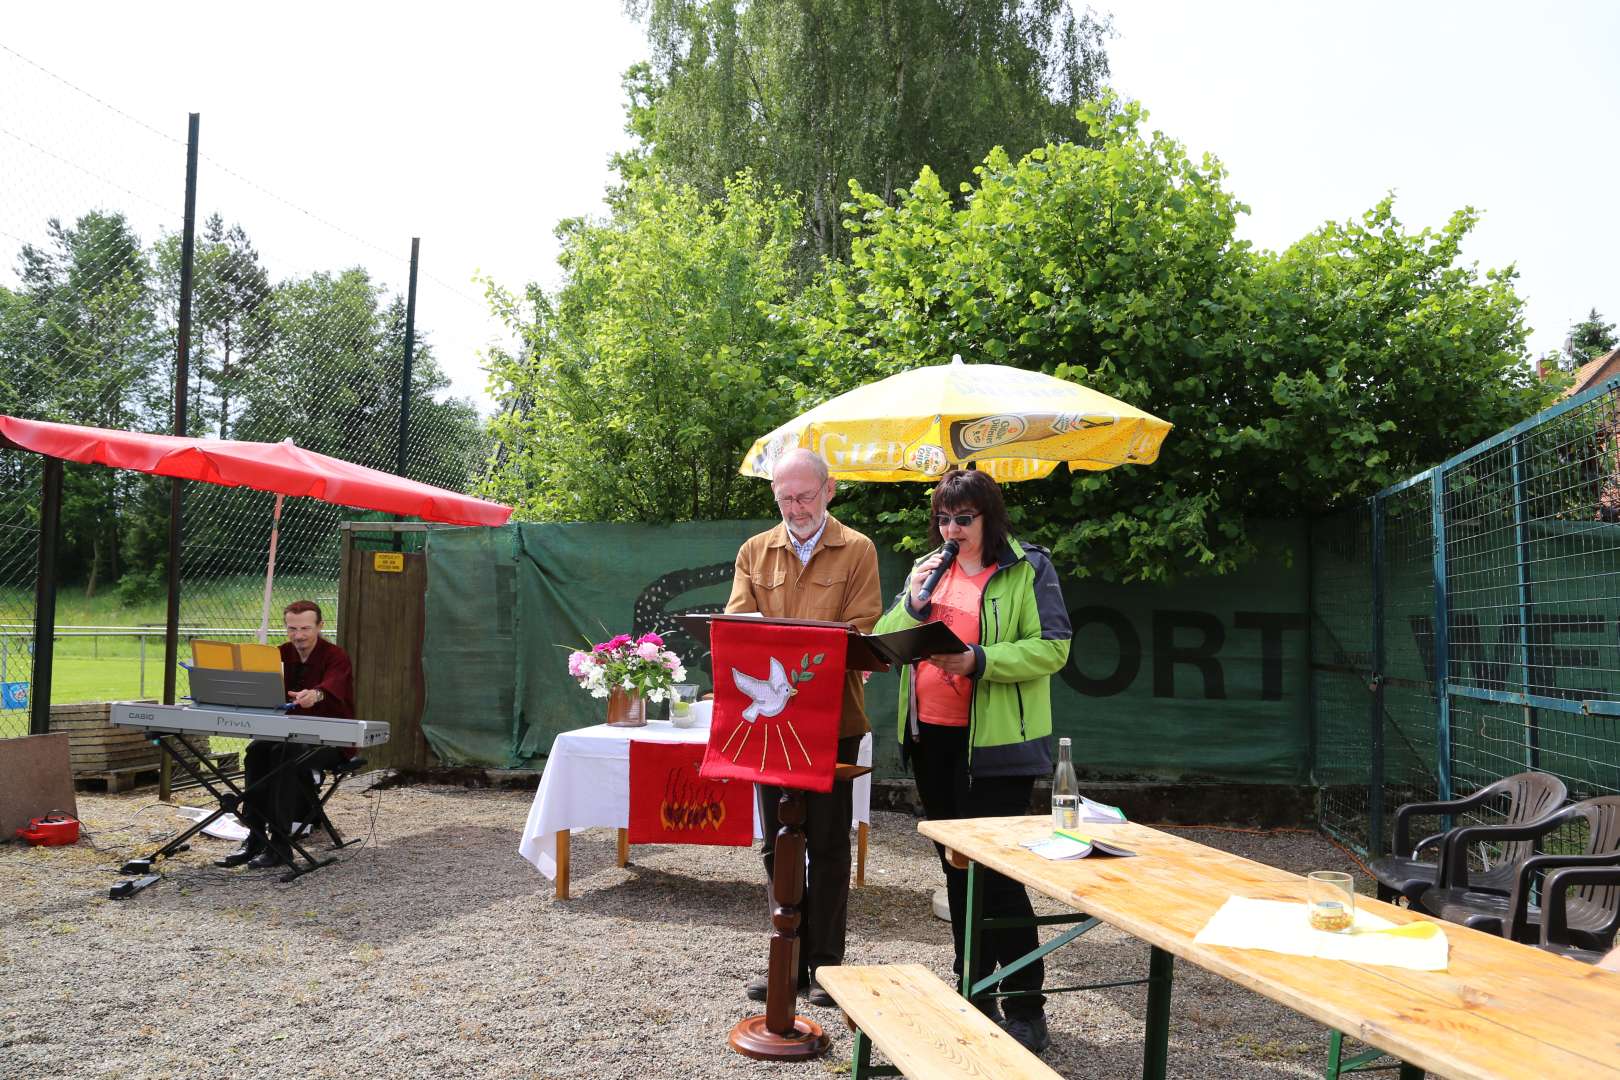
[566,632,687,727]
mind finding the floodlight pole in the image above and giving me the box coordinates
[162,112,200,710]
[396,237,419,480]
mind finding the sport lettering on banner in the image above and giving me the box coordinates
[700,620,847,793]
[627,740,752,846]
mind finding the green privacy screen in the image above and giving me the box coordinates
[421,520,1312,782]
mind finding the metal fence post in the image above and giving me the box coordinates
[1368,493,1386,857]
[1510,435,1537,770]
[28,457,63,736]
[162,112,200,714]
[1430,468,1451,802]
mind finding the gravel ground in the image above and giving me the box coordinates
[0,780,1377,1080]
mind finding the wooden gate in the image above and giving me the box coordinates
[338,524,431,771]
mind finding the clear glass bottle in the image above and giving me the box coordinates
[1052,737,1078,829]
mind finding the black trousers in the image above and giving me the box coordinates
[759,734,862,979]
[912,721,1046,1018]
[241,741,347,847]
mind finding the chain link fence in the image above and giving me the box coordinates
[1315,380,1620,857]
[1,44,499,738]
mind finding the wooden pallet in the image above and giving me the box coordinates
[75,752,238,794]
[49,701,212,777]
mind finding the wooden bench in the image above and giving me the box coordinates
[815,963,1062,1080]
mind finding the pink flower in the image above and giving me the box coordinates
[637,632,664,647]
[567,651,592,678]
[604,633,633,651]
[636,641,661,661]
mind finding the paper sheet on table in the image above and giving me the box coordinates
[1194,897,1448,971]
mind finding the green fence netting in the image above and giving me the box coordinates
[422,520,1315,783]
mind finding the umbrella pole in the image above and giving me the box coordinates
[257,494,284,645]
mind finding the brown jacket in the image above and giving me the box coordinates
[725,514,882,739]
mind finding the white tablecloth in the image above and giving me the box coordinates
[517,720,873,880]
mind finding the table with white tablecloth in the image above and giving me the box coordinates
[517,719,873,899]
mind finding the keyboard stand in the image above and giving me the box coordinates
[110,731,340,898]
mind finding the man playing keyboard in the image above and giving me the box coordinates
[217,600,355,869]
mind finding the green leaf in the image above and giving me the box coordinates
[798,671,814,682]
[812,652,825,665]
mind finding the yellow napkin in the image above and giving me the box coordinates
[1193,897,1448,971]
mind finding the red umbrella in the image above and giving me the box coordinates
[1,414,512,642]
[0,415,511,527]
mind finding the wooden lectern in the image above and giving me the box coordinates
[678,614,885,1061]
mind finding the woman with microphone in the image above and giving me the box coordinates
[872,467,1073,1056]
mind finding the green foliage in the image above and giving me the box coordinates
[621,0,1111,261]
[3,212,166,593]
[782,98,1554,581]
[1569,307,1617,364]
[483,171,806,522]
[1244,199,1546,508]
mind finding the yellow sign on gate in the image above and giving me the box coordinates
[373,552,405,573]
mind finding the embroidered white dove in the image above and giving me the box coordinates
[731,657,797,722]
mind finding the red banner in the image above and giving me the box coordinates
[701,620,847,792]
[627,740,753,846]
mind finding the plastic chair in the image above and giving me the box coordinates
[1421,795,1620,944]
[1368,771,1567,905]
[1536,865,1620,963]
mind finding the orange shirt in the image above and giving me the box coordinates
[916,562,994,727]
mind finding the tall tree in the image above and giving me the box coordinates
[8,211,165,591]
[1568,307,1618,365]
[622,0,1111,262]
[483,171,803,521]
[153,216,274,438]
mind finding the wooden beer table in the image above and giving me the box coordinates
[919,816,1620,1080]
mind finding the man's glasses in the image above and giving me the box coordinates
[935,512,980,527]
[776,491,822,509]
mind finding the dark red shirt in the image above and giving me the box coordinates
[279,638,355,719]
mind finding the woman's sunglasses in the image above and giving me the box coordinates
[934,512,980,527]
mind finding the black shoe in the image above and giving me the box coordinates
[214,834,266,868]
[804,977,834,1009]
[747,973,814,1002]
[999,1012,1050,1055]
[247,847,290,869]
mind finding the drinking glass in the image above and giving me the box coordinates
[670,683,700,727]
[1307,871,1355,933]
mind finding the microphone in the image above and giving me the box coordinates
[916,540,960,605]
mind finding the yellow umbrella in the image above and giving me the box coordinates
[742,357,1172,482]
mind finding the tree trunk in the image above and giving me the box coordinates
[85,533,100,598]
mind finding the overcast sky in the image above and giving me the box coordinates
[3,1,1617,413]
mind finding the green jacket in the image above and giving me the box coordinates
[874,537,1072,777]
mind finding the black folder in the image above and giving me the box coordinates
[676,613,967,672]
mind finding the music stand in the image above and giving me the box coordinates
[678,614,882,1061]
